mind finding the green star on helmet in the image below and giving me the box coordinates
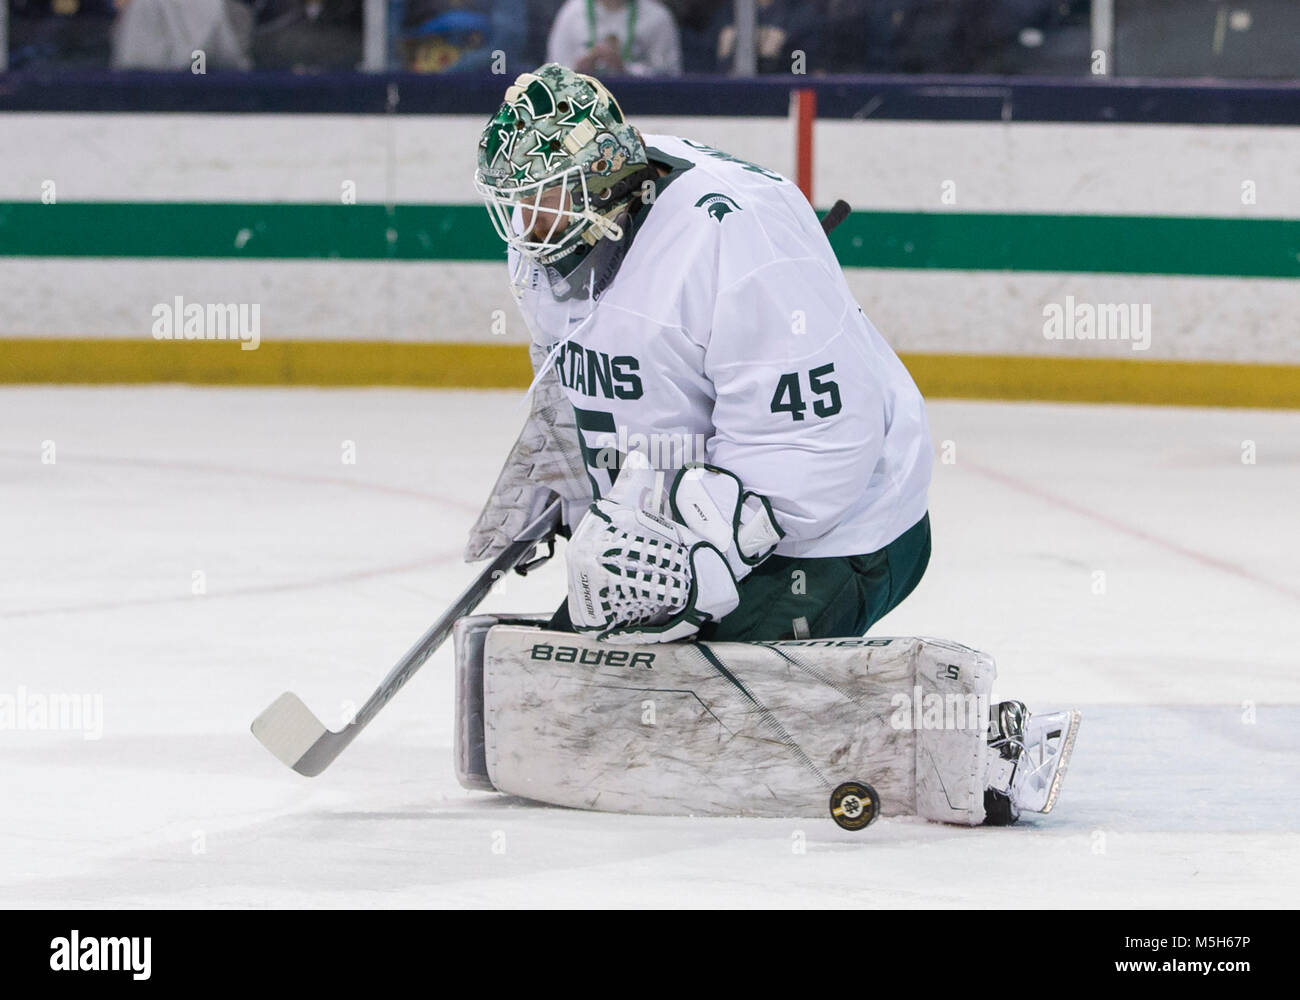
[526,127,567,174]
[555,93,605,131]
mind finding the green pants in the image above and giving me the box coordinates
[549,512,931,642]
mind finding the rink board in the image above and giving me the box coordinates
[1,113,1297,401]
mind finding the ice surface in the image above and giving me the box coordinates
[2,386,1297,908]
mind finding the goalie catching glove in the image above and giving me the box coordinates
[465,344,592,563]
[566,453,783,642]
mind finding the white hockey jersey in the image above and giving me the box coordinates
[513,134,932,559]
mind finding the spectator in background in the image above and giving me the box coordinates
[8,0,121,69]
[548,0,682,77]
[661,0,726,73]
[822,0,906,73]
[524,0,569,66]
[397,0,526,74]
[713,0,821,74]
[111,0,255,69]
[251,1,364,72]
[978,0,1092,75]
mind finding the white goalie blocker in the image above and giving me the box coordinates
[453,616,1077,825]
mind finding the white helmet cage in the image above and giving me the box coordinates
[474,164,626,269]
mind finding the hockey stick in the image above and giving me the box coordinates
[251,497,563,776]
[821,199,851,235]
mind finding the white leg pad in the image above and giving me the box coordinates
[453,615,500,792]
[478,626,997,824]
[453,613,555,792]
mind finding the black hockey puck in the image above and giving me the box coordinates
[829,781,880,831]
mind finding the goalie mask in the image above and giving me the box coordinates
[474,63,656,300]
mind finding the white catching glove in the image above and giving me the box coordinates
[566,453,783,643]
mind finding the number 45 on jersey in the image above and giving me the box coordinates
[771,363,842,421]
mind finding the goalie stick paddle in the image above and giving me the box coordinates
[251,497,563,776]
[821,199,851,235]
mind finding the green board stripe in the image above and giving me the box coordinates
[0,203,502,262]
[828,212,1300,278]
[1,202,1297,277]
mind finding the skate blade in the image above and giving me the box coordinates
[1008,709,1082,814]
[1037,709,1081,814]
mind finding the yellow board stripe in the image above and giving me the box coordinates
[901,353,1300,409]
[0,339,534,389]
[2,339,1299,409]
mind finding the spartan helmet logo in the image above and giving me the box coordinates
[695,192,743,223]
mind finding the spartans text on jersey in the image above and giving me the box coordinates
[551,340,643,399]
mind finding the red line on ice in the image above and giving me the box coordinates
[964,459,1300,605]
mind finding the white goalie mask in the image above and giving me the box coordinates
[474,65,652,298]
[475,63,658,363]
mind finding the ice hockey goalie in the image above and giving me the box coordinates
[459,62,1080,826]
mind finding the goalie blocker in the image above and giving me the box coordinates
[454,616,1080,825]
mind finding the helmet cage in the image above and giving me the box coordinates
[474,163,622,266]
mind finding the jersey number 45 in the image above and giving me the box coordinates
[770,364,842,421]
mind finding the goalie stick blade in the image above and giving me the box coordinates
[250,498,562,777]
[251,692,335,775]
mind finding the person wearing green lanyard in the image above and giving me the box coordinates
[547,0,683,76]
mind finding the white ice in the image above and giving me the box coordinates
[2,386,1297,908]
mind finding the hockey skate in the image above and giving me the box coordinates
[984,701,1081,826]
